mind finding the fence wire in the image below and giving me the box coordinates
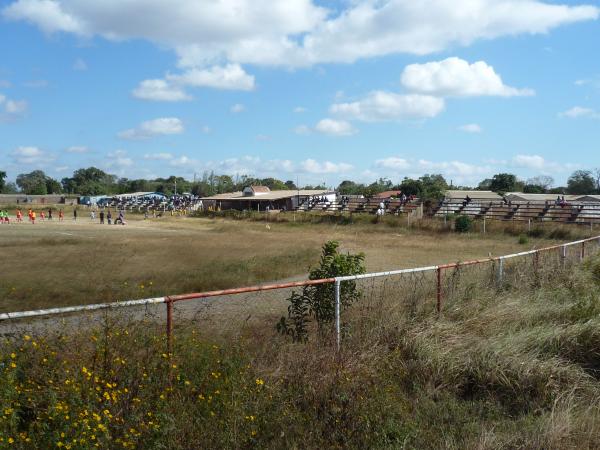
[1,238,600,351]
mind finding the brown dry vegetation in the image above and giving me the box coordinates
[2,236,600,449]
[0,213,567,313]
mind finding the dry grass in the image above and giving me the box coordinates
[3,250,600,449]
[0,214,563,313]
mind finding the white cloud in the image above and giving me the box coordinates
[144,152,174,160]
[401,57,534,97]
[55,165,69,172]
[0,94,28,121]
[10,146,54,164]
[230,103,245,113]
[106,150,133,168]
[314,118,357,136]
[169,155,197,167]
[509,154,577,173]
[294,106,307,113]
[200,125,211,133]
[132,79,191,102]
[166,64,255,91]
[301,159,353,174]
[331,91,445,122]
[459,123,483,133]
[73,58,87,71]
[3,0,84,34]
[294,124,311,135]
[256,134,271,141]
[417,159,491,177]
[66,145,89,153]
[118,117,184,140]
[3,0,596,68]
[0,80,10,88]
[375,157,410,170]
[560,106,600,119]
[5,99,28,114]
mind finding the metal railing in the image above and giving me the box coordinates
[2,236,600,350]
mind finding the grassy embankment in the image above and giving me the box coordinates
[2,240,600,448]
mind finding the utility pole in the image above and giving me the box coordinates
[174,179,177,195]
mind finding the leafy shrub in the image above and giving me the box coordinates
[454,215,472,233]
[277,241,366,342]
[518,234,529,245]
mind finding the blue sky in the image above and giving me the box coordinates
[1,0,599,188]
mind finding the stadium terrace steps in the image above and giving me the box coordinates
[435,200,600,224]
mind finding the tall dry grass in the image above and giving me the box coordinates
[2,241,600,448]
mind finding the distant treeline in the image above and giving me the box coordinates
[1,167,599,201]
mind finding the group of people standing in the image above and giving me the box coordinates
[1,207,126,225]
[90,208,126,225]
[7,208,66,224]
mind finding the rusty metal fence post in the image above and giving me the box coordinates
[436,267,442,313]
[581,241,586,261]
[166,296,173,354]
[334,279,341,351]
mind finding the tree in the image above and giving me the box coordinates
[567,170,595,195]
[62,167,117,195]
[489,173,519,193]
[419,174,448,200]
[0,170,6,193]
[45,177,63,194]
[2,182,18,194]
[337,180,366,195]
[284,180,297,190]
[527,175,554,191]
[16,170,48,195]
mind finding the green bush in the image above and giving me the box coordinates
[277,241,366,342]
[518,234,529,245]
[454,215,473,233]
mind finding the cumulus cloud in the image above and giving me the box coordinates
[294,124,311,135]
[230,103,245,113]
[401,57,534,97]
[314,118,357,136]
[294,106,307,113]
[105,150,134,171]
[10,146,54,164]
[65,145,89,153]
[5,99,28,114]
[509,154,577,173]
[458,123,483,133]
[301,159,353,174]
[560,106,600,119]
[144,152,174,160]
[132,79,191,102]
[118,117,184,140]
[0,94,28,118]
[331,92,445,122]
[166,64,255,91]
[374,157,410,170]
[3,0,596,68]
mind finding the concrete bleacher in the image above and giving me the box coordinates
[436,194,600,224]
[295,195,421,216]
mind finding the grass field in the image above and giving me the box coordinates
[2,231,600,448]
[0,212,568,313]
